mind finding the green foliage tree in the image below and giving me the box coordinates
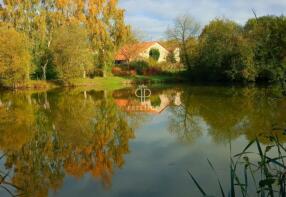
[0,25,31,87]
[51,25,94,81]
[192,19,256,82]
[244,15,286,82]
[149,48,160,61]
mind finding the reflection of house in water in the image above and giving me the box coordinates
[115,92,182,114]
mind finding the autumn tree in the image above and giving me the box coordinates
[85,0,131,76]
[1,0,132,81]
[0,25,31,87]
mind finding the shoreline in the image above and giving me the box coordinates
[0,75,284,93]
[0,75,186,91]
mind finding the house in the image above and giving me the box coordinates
[115,41,180,64]
[159,42,181,63]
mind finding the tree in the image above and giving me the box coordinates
[193,18,256,82]
[0,25,31,88]
[86,0,131,77]
[167,51,177,63]
[166,15,200,70]
[0,0,132,80]
[244,15,286,82]
[51,25,93,81]
[117,40,140,64]
[149,48,160,61]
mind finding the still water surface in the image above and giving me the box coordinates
[0,85,285,197]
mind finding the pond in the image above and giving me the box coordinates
[0,85,285,197]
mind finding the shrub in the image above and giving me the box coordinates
[130,60,149,75]
[112,67,123,76]
[143,67,162,76]
[149,48,160,61]
[129,70,137,76]
[112,66,136,76]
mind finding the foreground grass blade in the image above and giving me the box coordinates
[207,159,226,197]
[266,156,286,169]
[188,170,207,196]
[230,159,235,197]
[255,139,263,160]
[234,140,256,158]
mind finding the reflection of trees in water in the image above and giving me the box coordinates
[0,86,285,196]
[168,96,204,143]
[0,90,135,197]
[168,86,286,144]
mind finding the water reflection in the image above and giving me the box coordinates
[0,90,135,196]
[169,86,286,144]
[114,87,182,114]
[0,85,285,196]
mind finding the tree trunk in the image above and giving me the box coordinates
[42,60,48,80]
[182,43,190,70]
[84,91,87,99]
[83,70,86,78]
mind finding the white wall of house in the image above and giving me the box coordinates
[173,48,181,63]
[138,43,169,63]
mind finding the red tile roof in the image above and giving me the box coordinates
[115,41,158,61]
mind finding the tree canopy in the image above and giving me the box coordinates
[185,16,286,83]
[0,25,31,87]
[0,0,132,85]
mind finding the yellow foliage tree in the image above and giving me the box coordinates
[0,25,31,87]
[1,0,132,81]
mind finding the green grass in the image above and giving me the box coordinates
[67,77,131,90]
[131,74,186,84]
[1,74,185,90]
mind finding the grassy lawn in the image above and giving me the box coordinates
[3,75,185,90]
[67,77,132,90]
[131,74,186,84]
[68,75,184,89]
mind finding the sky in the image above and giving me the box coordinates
[119,0,286,40]
[1,0,285,40]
